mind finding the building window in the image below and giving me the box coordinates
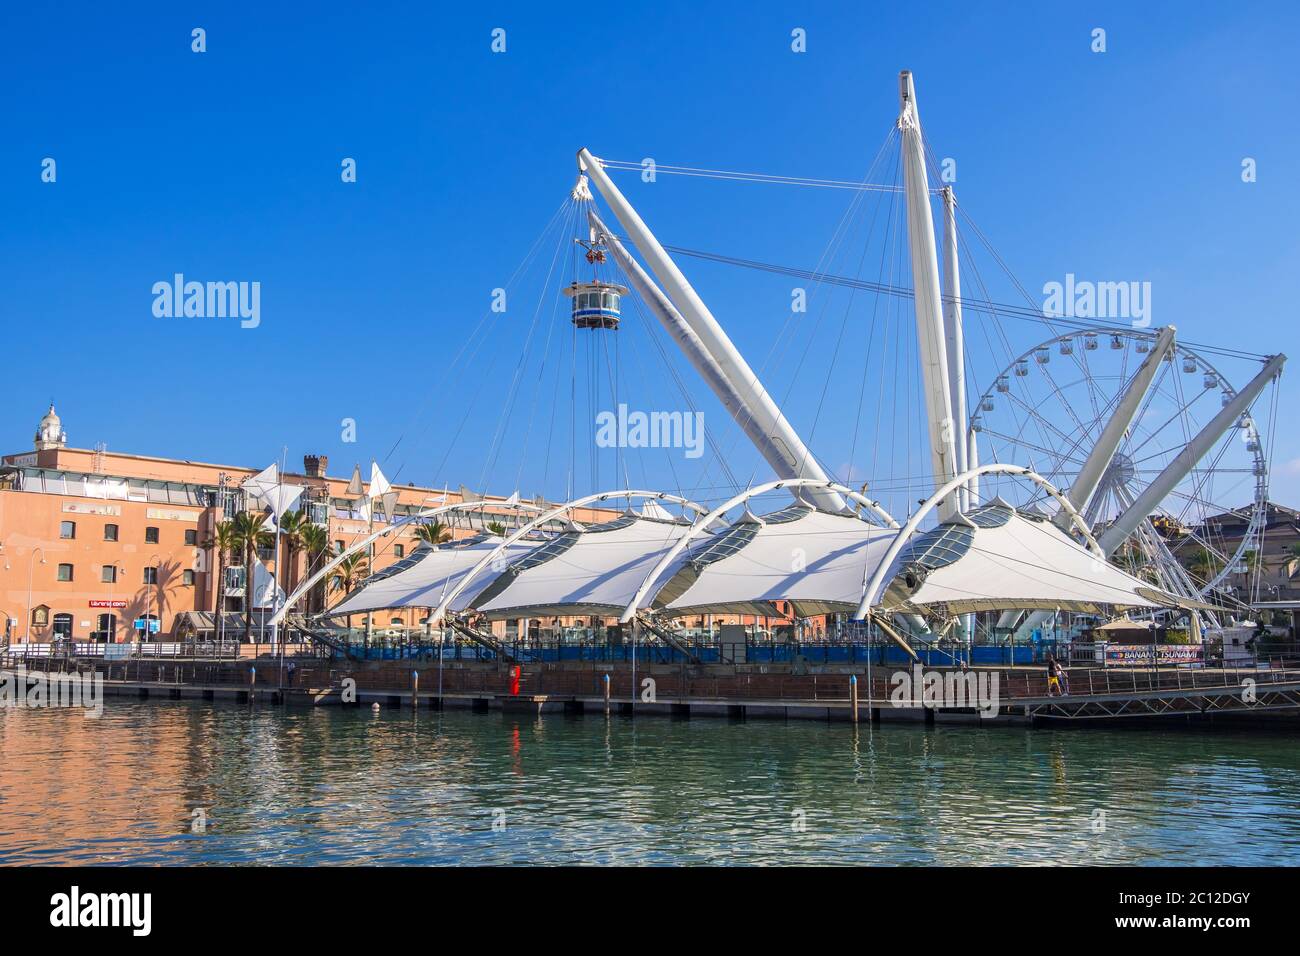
[143,566,158,585]
[57,563,74,582]
[104,523,119,542]
[394,544,405,559]
[101,565,117,584]
[145,527,160,544]
[52,613,73,638]
[96,613,117,641]
[184,529,197,546]
[390,617,402,626]
[183,569,195,585]
[59,520,76,539]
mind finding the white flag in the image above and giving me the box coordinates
[242,463,279,503]
[263,483,303,519]
[251,560,286,609]
[369,461,391,499]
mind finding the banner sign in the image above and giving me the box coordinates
[1104,644,1204,666]
[89,599,128,608]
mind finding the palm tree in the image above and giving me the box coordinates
[331,552,370,633]
[1187,547,1222,585]
[205,519,237,620]
[485,521,507,537]
[232,510,273,643]
[276,509,308,597]
[299,523,331,615]
[414,519,452,547]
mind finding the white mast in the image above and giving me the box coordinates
[940,185,967,509]
[1059,325,1178,527]
[1098,353,1285,555]
[577,150,845,512]
[899,71,960,521]
[1005,325,1180,639]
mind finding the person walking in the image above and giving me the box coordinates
[1045,653,1062,697]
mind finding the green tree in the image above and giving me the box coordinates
[1186,547,1222,585]
[415,520,452,547]
[299,522,331,615]
[204,519,237,620]
[276,509,308,597]
[331,552,370,633]
[232,510,273,643]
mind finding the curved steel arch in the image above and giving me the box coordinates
[617,478,901,625]
[851,463,1101,621]
[428,489,710,625]
[268,499,544,628]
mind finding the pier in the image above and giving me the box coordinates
[6,650,1300,727]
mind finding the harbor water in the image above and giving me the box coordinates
[2,699,1298,865]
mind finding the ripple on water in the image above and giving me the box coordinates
[1,702,1298,865]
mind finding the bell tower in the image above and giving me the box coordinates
[34,403,67,451]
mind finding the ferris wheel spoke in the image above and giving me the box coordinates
[976,428,1087,471]
[1122,386,1214,461]
[1000,390,1095,456]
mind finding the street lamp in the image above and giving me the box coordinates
[105,562,126,644]
[145,553,162,644]
[25,547,46,643]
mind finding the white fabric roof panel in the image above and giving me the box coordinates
[657,506,897,617]
[471,515,699,619]
[878,505,1165,614]
[329,536,540,616]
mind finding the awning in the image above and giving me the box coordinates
[653,505,896,617]
[328,534,539,617]
[470,512,699,620]
[876,502,1173,615]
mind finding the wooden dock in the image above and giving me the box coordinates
[7,660,1300,726]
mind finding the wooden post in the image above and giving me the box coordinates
[850,674,859,724]
[412,670,419,710]
[249,664,256,701]
[603,673,611,716]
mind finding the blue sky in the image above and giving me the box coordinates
[2,1,1296,517]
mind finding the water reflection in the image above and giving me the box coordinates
[1,700,1297,865]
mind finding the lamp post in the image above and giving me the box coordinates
[145,553,162,645]
[105,561,125,644]
[25,547,47,643]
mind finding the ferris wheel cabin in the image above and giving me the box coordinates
[564,281,627,330]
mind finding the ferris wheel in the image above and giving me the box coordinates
[969,327,1269,605]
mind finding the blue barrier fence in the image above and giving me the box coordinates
[335,640,1044,666]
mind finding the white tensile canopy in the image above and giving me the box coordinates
[469,512,700,620]
[325,500,1195,624]
[650,505,897,617]
[329,534,539,617]
[873,501,1181,615]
